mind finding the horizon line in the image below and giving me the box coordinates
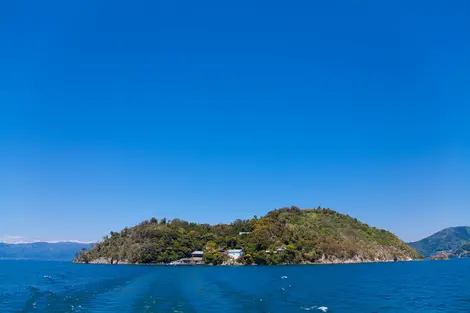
[0,239,96,245]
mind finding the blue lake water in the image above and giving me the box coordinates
[1,259,470,312]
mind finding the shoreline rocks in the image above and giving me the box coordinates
[76,256,416,266]
[74,257,131,265]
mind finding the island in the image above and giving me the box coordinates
[74,207,422,265]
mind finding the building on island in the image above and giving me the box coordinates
[265,247,286,254]
[168,251,205,266]
[191,251,204,258]
[238,232,251,235]
[227,249,243,259]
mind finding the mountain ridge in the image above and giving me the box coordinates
[408,226,470,257]
[0,242,94,261]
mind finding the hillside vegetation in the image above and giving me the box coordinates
[75,207,422,265]
[427,242,470,260]
[408,227,470,257]
[453,243,470,258]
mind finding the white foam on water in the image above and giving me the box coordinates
[300,305,328,312]
[300,306,316,311]
[281,276,288,279]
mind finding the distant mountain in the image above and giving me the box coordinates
[452,243,470,258]
[427,242,470,260]
[408,227,470,257]
[0,242,94,261]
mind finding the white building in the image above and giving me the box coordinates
[227,249,243,259]
[191,251,204,258]
[275,248,286,254]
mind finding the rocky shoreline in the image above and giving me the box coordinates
[74,256,415,266]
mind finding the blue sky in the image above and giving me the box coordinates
[1,0,469,243]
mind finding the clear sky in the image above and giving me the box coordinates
[1,0,469,243]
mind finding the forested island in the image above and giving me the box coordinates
[74,207,422,265]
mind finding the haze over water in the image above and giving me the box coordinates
[1,259,470,312]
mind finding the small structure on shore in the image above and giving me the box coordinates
[169,251,205,265]
[191,251,204,258]
[227,249,243,259]
[265,247,286,254]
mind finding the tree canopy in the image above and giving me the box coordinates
[75,207,422,265]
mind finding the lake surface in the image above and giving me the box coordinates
[1,259,470,312]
